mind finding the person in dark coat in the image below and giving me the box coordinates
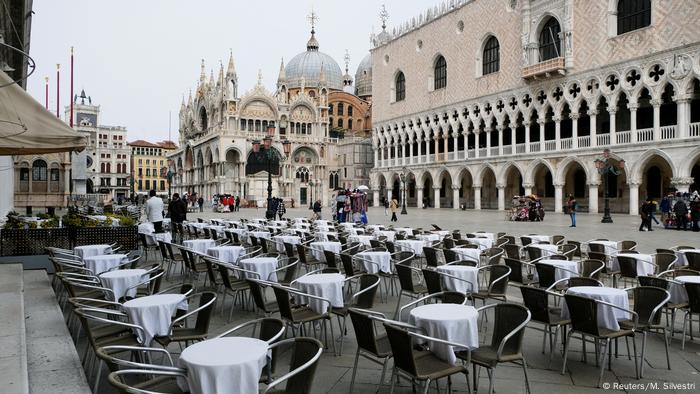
[639,199,653,231]
[169,193,187,242]
[674,198,689,231]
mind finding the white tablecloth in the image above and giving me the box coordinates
[314,220,331,226]
[344,227,365,236]
[437,265,479,294]
[145,231,172,246]
[356,251,392,274]
[239,257,278,282]
[527,234,550,243]
[178,337,268,394]
[529,243,559,257]
[409,304,479,365]
[225,228,248,240]
[451,248,481,263]
[395,240,427,257]
[374,230,396,241]
[589,240,618,256]
[248,231,272,242]
[293,218,309,224]
[184,239,216,254]
[314,231,338,242]
[83,253,128,274]
[669,276,700,304]
[295,273,345,314]
[416,233,441,243]
[252,218,268,224]
[348,235,373,247]
[468,237,493,250]
[675,249,700,266]
[612,253,655,276]
[561,287,630,330]
[207,245,246,264]
[432,230,451,236]
[75,244,112,259]
[271,220,288,227]
[365,224,384,232]
[472,232,494,240]
[123,293,186,345]
[536,259,579,281]
[394,227,414,236]
[207,225,226,236]
[100,268,146,301]
[272,235,301,252]
[138,222,155,233]
[309,241,342,262]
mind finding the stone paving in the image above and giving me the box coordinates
[91,207,700,392]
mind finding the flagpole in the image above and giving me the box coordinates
[56,64,60,118]
[70,47,74,127]
[44,76,49,109]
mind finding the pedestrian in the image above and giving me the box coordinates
[390,196,399,222]
[690,191,700,232]
[383,198,389,216]
[235,196,241,212]
[197,196,204,212]
[168,193,187,242]
[648,199,659,226]
[312,199,322,220]
[674,197,689,230]
[277,198,286,220]
[639,199,653,231]
[145,189,164,233]
[660,196,671,225]
[566,194,577,227]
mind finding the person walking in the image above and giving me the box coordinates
[235,196,240,212]
[197,196,204,212]
[390,196,399,222]
[674,197,689,230]
[690,192,700,232]
[566,194,577,227]
[145,189,164,233]
[648,199,659,226]
[277,198,286,220]
[312,199,322,220]
[660,196,671,226]
[168,193,187,242]
[383,197,389,216]
[639,199,653,231]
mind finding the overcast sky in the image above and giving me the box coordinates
[26,0,430,143]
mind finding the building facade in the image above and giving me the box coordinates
[128,140,178,196]
[169,21,373,206]
[66,91,130,201]
[370,0,700,215]
[13,152,71,214]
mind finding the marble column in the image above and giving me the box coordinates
[523,183,533,198]
[373,148,379,168]
[628,182,639,216]
[408,138,414,165]
[554,116,561,149]
[608,107,617,144]
[474,186,482,210]
[416,187,424,209]
[433,186,441,209]
[510,127,516,155]
[671,177,693,193]
[524,122,531,153]
[554,183,564,213]
[571,113,579,149]
[651,99,661,141]
[372,189,379,207]
[486,129,492,157]
[497,184,505,211]
[588,183,599,213]
[628,103,638,143]
[443,132,449,162]
[589,110,598,147]
[386,189,392,203]
[474,131,481,158]
[452,185,460,210]
[677,98,691,138]
[497,126,504,156]
[537,119,545,152]
[417,137,423,163]
[433,131,439,163]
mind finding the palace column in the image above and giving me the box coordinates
[433,186,441,209]
[408,136,414,165]
[474,131,481,158]
[571,113,579,149]
[588,183,599,213]
[628,181,640,216]
[452,128,459,160]
[676,96,691,138]
[372,189,379,207]
[433,129,439,163]
[452,185,460,210]
[651,99,661,141]
[608,106,617,145]
[589,110,598,147]
[417,135,423,164]
[497,125,504,156]
[486,127,492,157]
[537,119,545,152]
[443,130,449,161]
[671,177,693,193]
[416,187,424,209]
[474,185,482,210]
[524,122,531,153]
[554,116,561,150]
[497,184,505,211]
[510,126,516,155]
[554,183,564,213]
[373,147,379,168]
[402,136,408,166]
[523,183,533,197]
[628,102,638,143]
[386,189,392,203]
[393,141,399,167]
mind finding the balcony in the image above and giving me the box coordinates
[522,57,566,80]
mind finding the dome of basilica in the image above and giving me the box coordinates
[354,53,372,97]
[284,30,343,91]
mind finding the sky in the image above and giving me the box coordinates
[26,0,430,143]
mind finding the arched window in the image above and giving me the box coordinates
[199,107,208,130]
[32,160,47,181]
[337,103,344,116]
[617,0,651,35]
[296,167,309,183]
[482,36,500,75]
[538,17,562,61]
[347,106,353,116]
[348,119,353,130]
[434,55,447,90]
[395,72,406,102]
[337,118,344,128]
[328,104,333,115]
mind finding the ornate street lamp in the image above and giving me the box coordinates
[594,149,625,223]
[308,174,314,209]
[400,167,408,215]
[252,125,292,217]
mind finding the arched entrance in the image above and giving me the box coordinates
[639,155,673,199]
[598,157,629,214]
[503,165,524,200]
[437,170,453,208]
[561,160,588,211]
[422,172,434,208]
[457,168,474,209]
[225,149,243,195]
[532,162,554,210]
[481,167,497,209]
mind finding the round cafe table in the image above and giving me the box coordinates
[314,232,338,242]
[183,239,216,254]
[122,293,186,345]
[239,257,279,282]
[99,268,146,301]
[450,247,481,263]
[356,251,392,274]
[272,235,301,253]
[309,241,342,262]
[394,227,414,236]
[409,303,479,365]
[374,230,396,241]
[612,253,655,276]
[395,239,426,257]
[527,234,550,243]
[144,231,172,246]
[178,337,268,394]
[348,235,373,247]
[536,259,580,281]
[207,245,245,264]
[83,253,128,275]
[588,240,618,256]
[528,243,559,257]
[674,249,700,267]
[295,273,345,314]
[416,233,441,243]
[74,244,112,259]
[467,237,493,250]
[669,276,700,304]
[436,265,479,294]
[561,286,630,330]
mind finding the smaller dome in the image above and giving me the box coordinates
[354,53,372,97]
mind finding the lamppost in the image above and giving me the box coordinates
[251,125,292,217]
[594,149,625,223]
[166,159,175,202]
[308,174,314,209]
[400,167,408,215]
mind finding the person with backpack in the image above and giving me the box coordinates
[566,194,577,227]
[390,197,399,222]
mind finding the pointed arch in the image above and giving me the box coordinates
[524,158,556,185]
[555,156,591,185]
[630,148,676,184]
[474,162,498,186]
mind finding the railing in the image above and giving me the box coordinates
[503,146,512,155]
[661,125,676,140]
[478,148,487,157]
[448,152,456,161]
[515,143,526,154]
[529,142,540,153]
[690,122,700,137]
[637,127,653,142]
[616,131,631,144]
[544,140,556,151]
[560,138,573,150]
[490,147,499,157]
[596,134,610,146]
[467,150,475,158]
[522,57,566,79]
[577,136,590,148]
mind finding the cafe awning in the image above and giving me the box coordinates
[0,70,86,155]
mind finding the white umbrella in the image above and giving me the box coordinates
[357,185,370,191]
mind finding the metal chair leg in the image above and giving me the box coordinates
[522,359,531,394]
[597,339,609,388]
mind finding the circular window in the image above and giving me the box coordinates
[384,54,390,65]
[457,20,464,33]
[416,39,423,51]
